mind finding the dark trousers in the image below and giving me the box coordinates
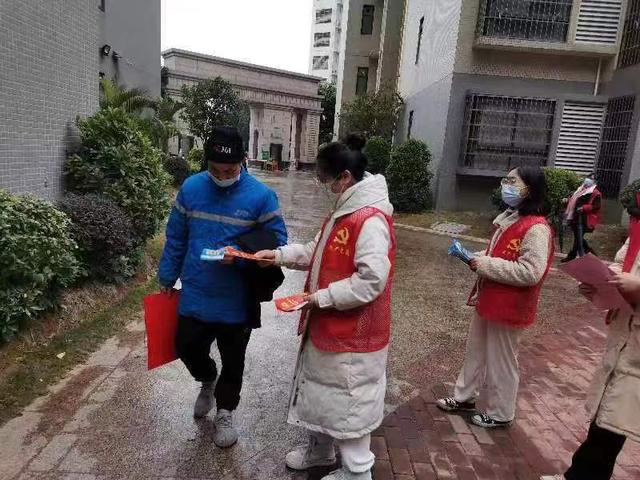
[565,422,626,480]
[175,316,251,411]
[566,221,595,260]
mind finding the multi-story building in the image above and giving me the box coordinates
[0,0,160,201]
[331,0,406,135]
[309,0,344,83]
[163,50,323,169]
[396,0,640,214]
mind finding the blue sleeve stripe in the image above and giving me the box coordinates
[257,209,282,223]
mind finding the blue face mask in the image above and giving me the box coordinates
[583,178,595,188]
[501,185,524,208]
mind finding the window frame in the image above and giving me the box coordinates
[356,67,369,96]
[316,8,333,24]
[361,5,375,35]
[460,93,557,172]
[415,17,424,65]
[314,32,331,48]
[312,55,330,70]
[408,111,415,139]
[618,0,640,68]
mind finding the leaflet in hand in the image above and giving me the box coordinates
[200,246,262,262]
[448,239,475,265]
[275,293,309,312]
[200,248,226,262]
[558,254,633,315]
[223,246,261,261]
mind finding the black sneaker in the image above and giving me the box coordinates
[471,413,512,428]
[436,397,476,412]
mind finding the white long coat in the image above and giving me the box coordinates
[276,173,393,439]
[587,238,640,442]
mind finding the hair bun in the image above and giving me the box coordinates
[343,133,366,152]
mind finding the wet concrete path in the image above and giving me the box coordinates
[0,171,413,480]
[3,171,638,479]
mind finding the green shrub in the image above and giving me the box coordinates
[0,190,81,341]
[163,155,192,187]
[620,178,640,209]
[386,139,433,212]
[187,147,204,173]
[364,136,392,175]
[65,107,170,243]
[59,194,138,283]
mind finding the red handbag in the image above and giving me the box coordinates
[143,292,180,370]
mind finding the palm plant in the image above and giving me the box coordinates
[150,96,184,153]
[99,78,155,113]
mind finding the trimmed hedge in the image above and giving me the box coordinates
[0,190,81,342]
[65,107,171,243]
[163,155,192,187]
[364,136,392,175]
[386,139,433,213]
[59,194,138,283]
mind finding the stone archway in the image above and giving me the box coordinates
[252,129,259,159]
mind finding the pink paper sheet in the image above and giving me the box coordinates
[558,254,633,315]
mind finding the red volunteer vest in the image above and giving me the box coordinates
[469,215,553,328]
[300,207,396,353]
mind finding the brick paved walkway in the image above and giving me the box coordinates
[371,316,640,480]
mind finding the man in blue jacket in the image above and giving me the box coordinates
[158,126,287,448]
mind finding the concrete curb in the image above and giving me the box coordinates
[395,222,570,260]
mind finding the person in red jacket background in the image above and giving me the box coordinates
[437,166,554,428]
[562,174,602,262]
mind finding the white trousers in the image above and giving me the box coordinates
[312,431,374,473]
[453,314,524,422]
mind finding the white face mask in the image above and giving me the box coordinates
[209,172,240,188]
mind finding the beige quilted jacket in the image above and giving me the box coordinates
[587,238,640,441]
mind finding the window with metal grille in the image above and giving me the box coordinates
[312,56,330,70]
[416,17,424,65]
[555,102,606,175]
[596,96,636,197]
[361,5,375,35]
[316,8,332,24]
[356,67,369,96]
[408,111,415,139]
[461,94,556,172]
[479,0,573,42]
[619,0,640,68]
[314,32,331,47]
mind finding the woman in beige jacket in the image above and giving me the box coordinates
[542,238,640,480]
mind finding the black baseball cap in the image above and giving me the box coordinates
[204,126,244,164]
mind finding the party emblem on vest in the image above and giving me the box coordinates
[330,227,351,256]
[502,238,522,258]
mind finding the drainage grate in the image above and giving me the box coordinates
[431,222,470,235]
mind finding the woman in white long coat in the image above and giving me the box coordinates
[541,234,640,480]
[256,136,395,480]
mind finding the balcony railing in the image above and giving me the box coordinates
[478,0,574,43]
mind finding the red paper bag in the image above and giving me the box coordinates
[143,292,180,370]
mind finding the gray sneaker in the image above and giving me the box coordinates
[213,409,238,448]
[286,435,336,471]
[193,382,214,418]
[321,468,372,480]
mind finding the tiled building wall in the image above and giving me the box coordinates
[0,1,99,200]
